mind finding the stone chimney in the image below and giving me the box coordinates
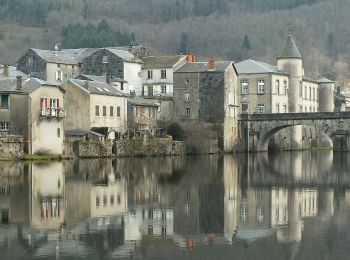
[3,65,9,77]
[208,58,216,70]
[186,53,196,63]
[16,76,22,91]
[106,73,111,84]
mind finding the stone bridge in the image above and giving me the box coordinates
[238,112,350,152]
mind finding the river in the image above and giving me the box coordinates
[0,151,350,259]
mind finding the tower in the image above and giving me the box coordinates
[318,77,335,112]
[277,32,303,113]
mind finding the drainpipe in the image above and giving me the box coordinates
[28,96,33,155]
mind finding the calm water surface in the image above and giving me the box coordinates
[1,152,350,259]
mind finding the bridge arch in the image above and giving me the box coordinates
[256,124,334,152]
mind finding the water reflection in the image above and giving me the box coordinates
[1,152,350,259]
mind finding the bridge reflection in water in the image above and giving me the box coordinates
[0,152,350,259]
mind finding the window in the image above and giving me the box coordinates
[309,87,312,100]
[55,71,62,82]
[283,105,287,113]
[257,80,265,94]
[186,108,191,115]
[147,70,153,79]
[148,85,154,96]
[110,195,114,205]
[313,88,315,100]
[117,106,121,117]
[161,70,167,79]
[96,196,100,207]
[161,85,167,94]
[110,106,114,117]
[276,104,280,113]
[299,82,302,97]
[102,55,108,63]
[304,86,307,99]
[120,83,124,91]
[283,81,287,94]
[257,104,264,114]
[0,95,9,109]
[299,106,303,112]
[103,106,107,116]
[57,128,60,137]
[185,79,190,84]
[185,92,190,101]
[0,122,9,131]
[103,195,107,206]
[241,80,249,95]
[95,105,100,116]
[117,195,121,204]
[276,80,280,94]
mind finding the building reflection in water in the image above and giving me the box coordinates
[0,151,348,259]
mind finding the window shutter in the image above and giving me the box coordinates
[46,98,48,109]
[57,99,60,108]
[40,98,43,109]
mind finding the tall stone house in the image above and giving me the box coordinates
[0,76,65,154]
[173,60,239,151]
[62,79,128,139]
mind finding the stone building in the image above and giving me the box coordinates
[79,48,143,94]
[127,96,159,136]
[0,76,65,154]
[16,48,81,85]
[16,47,144,94]
[62,78,128,139]
[173,60,239,151]
[236,32,335,150]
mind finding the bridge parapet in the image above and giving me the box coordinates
[239,112,350,121]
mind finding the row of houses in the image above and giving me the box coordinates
[0,32,343,155]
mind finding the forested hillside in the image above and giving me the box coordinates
[0,0,349,83]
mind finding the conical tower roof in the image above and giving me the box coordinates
[279,32,302,59]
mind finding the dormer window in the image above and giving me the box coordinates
[102,55,108,64]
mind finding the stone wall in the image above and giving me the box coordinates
[115,138,184,157]
[0,136,24,159]
[78,140,113,158]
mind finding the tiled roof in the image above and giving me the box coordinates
[76,74,127,83]
[0,77,61,94]
[317,77,335,84]
[31,48,79,65]
[142,55,185,69]
[279,32,302,59]
[69,79,127,97]
[0,65,28,78]
[175,61,233,73]
[106,48,143,63]
[235,59,288,75]
[60,48,98,63]
[128,96,159,107]
[302,76,318,83]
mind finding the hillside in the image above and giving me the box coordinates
[0,0,349,83]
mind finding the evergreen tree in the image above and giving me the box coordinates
[242,34,252,50]
[326,32,335,59]
[178,33,188,54]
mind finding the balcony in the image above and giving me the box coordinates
[39,108,66,119]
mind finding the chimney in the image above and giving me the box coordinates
[337,86,341,94]
[3,65,9,77]
[106,73,111,84]
[186,53,196,63]
[84,80,89,88]
[208,58,216,70]
[16,76,22,91]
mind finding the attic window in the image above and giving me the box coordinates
[103,55,108,64]
[96,87,103,92]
